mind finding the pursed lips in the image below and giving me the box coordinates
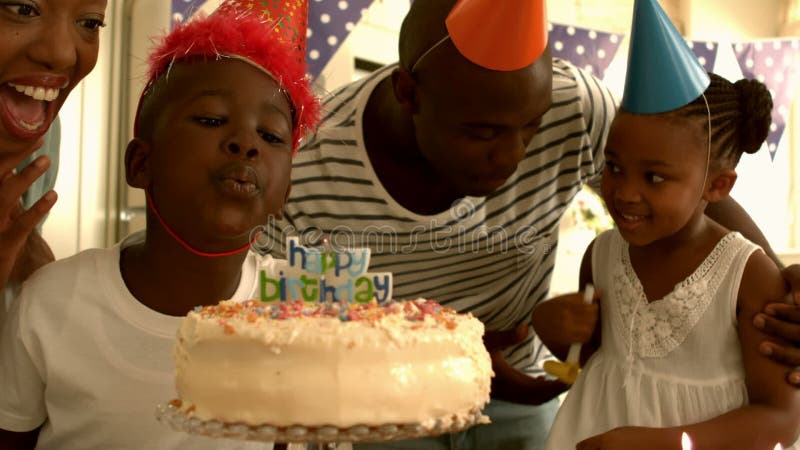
[215,162,261,196]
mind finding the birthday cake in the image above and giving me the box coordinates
[173,298,493,430]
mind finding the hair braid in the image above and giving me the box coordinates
[675,73,773,167]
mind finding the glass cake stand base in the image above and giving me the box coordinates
[281,443,351,450]
[156,400,489,446]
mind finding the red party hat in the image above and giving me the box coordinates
[216,0,309,66]
[135,0,318,152]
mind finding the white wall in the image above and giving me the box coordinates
[685,0,783,39]
[118,0,198,239]
[346,0,405,66]
[684,0,795,254]
[41,0,122,258]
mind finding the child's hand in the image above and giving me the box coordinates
[532,289,600,348]
[577,426,671,450]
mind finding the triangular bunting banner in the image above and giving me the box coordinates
[549,23,624,80]
[165,4,797,159]
[171,0,208,25]
[305,0,374,80]
[687,39,719,73]
[169,0,374,80]
[733,39,800,160]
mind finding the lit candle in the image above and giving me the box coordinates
[320,236,330,305]
[681,432,692,450]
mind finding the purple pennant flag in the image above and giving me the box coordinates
[171,0,207,27]
[733,39,800,160]
[687,40,718,73]
[306,0,375,80]
[548,23,624,80]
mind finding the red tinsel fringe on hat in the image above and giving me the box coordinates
[138,7,319,152]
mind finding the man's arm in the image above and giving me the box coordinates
[484,325,570,404]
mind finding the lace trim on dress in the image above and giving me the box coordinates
[613,232,743,359]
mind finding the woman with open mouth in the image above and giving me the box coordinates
[0,0,107,319]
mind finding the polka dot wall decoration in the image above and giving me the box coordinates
[548,22,624,80]
[171,0,207,26]
[305,0,375,79]
[734,40,800,160]
[163,1,800,163]
[686,39,718,74]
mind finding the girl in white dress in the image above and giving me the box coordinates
[534,72,800,450]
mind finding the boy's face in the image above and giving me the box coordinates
[137,59,293,252]
[0,0,106,155]
[601,111,709,247]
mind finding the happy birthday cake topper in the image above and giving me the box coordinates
[259,237,393,304]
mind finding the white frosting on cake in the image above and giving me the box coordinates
[174,299,493,428]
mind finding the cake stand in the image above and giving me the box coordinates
[156,400,489,448]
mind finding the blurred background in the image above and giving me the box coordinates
[44,0,800,293]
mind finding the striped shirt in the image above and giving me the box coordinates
[262,59,616,374]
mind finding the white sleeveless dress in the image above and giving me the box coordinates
[545,229,795,449]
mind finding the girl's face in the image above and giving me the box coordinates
[601,112,710,247]
[142,59,293,253]
[0,0,106,155]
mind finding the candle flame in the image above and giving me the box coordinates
[681,432,692,450]
[774,444,783,450]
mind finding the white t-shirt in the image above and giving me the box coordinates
[0,232,276,450]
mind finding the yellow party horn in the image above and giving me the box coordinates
[543,284,595,384]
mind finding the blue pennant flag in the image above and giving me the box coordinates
[169,0,377,81]
[171,0,207,27]
[687,39,719,73]
[733,39,800,160]
[306,0,375,80]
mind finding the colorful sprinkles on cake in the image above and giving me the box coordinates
[194,299,460,332]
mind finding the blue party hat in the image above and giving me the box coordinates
[622,0,709,114]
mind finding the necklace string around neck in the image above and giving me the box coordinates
[145,189,259,258]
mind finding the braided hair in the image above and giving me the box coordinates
[670,73,773,167]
